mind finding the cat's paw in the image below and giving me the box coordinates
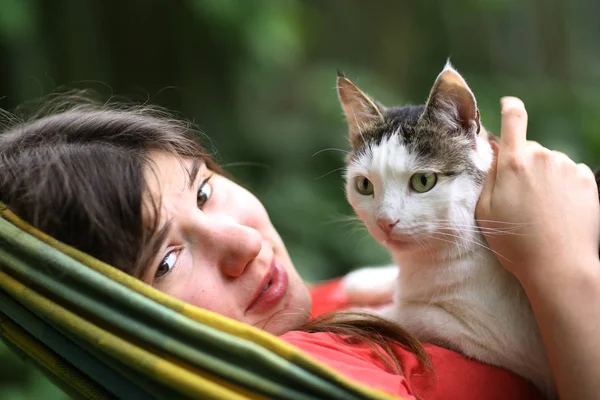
[341,265,398,306]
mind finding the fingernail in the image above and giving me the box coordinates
[500,96,512,109]
[500,96,524,110]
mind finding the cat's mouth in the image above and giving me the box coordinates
[383,236,414,249]
[369,223,426,249]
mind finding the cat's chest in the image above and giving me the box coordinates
[390,250,536,345]
[393,249,517,306]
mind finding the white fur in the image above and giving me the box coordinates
[344,137,555,397]
[342,264,398,306]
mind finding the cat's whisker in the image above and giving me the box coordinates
[451,227,523,237]
[433,220,524,235]
[312,147,351,157]
[357,232,375,247]
[435,217,529,225]
[436,219,528,229]
[349,110,368,146]
[329,221,366,232]
[315,167,347,180]
[430,235,468,257]
[434,231,511,262]
[416,236,435,261]
[475,219,534,227]
[436,225,524,236]
[435,230,490,249]
[322,214,363,226]
[349,226,369,237]
[478,230,524,237]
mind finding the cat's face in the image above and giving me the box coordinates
[338,63,493,251]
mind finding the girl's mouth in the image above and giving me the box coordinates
[246,258,289,314]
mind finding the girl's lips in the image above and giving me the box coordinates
[246,258,288,314]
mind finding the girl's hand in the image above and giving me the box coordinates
[476,97,600,284]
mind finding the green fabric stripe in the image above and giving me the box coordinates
[0,216,371,400]
[0,290,177,400]
[0,335,103,400]
[0,247,308,400]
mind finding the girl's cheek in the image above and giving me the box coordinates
[157,250,192,289]
[179,249,195,278]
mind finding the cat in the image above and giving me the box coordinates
[336,61,556,398]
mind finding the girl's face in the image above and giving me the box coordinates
[142,152,311,335]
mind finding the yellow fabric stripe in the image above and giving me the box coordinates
[1,206,403,400]
[0,315,109,400]
[0,271,258,400]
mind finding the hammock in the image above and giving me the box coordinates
[0,204,404,400]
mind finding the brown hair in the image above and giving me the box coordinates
[304,311,432,376]
[0,92,221,278]
[0,93,430,377]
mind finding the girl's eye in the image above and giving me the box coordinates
[355,176,374,196]
[156,251,177,279]
[197,175,213,208]
[410,172,438,193]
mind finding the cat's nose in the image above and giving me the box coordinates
[377,218,399,235]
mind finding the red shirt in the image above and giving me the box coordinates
[280,279,545,399]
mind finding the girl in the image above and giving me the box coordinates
[1,95,597,399]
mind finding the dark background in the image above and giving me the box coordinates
[2,0,599,397]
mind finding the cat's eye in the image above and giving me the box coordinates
[156,250,178,279]
[355,176,374,196]
[197,175,213,208]
[410,172,438,193]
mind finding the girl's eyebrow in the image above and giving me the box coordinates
[135,220,172,282]
[188,158,203,189]
[137,158,203,282]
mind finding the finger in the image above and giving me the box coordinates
[477,149,498,217]
[552,150,578,169]
[500,96,528,153]
[577,163,596,183]
[525,141,545,151]
[577,163,594,175]
[490,139,500,155]
[552,150,569,158]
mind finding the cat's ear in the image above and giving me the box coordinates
[337,71,385,146]
[421,61,481,137]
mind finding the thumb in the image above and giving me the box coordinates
[476,141,498,220]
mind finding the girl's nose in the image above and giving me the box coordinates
[209,216,263,278]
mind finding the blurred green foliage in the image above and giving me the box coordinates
[1,0,599,397]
